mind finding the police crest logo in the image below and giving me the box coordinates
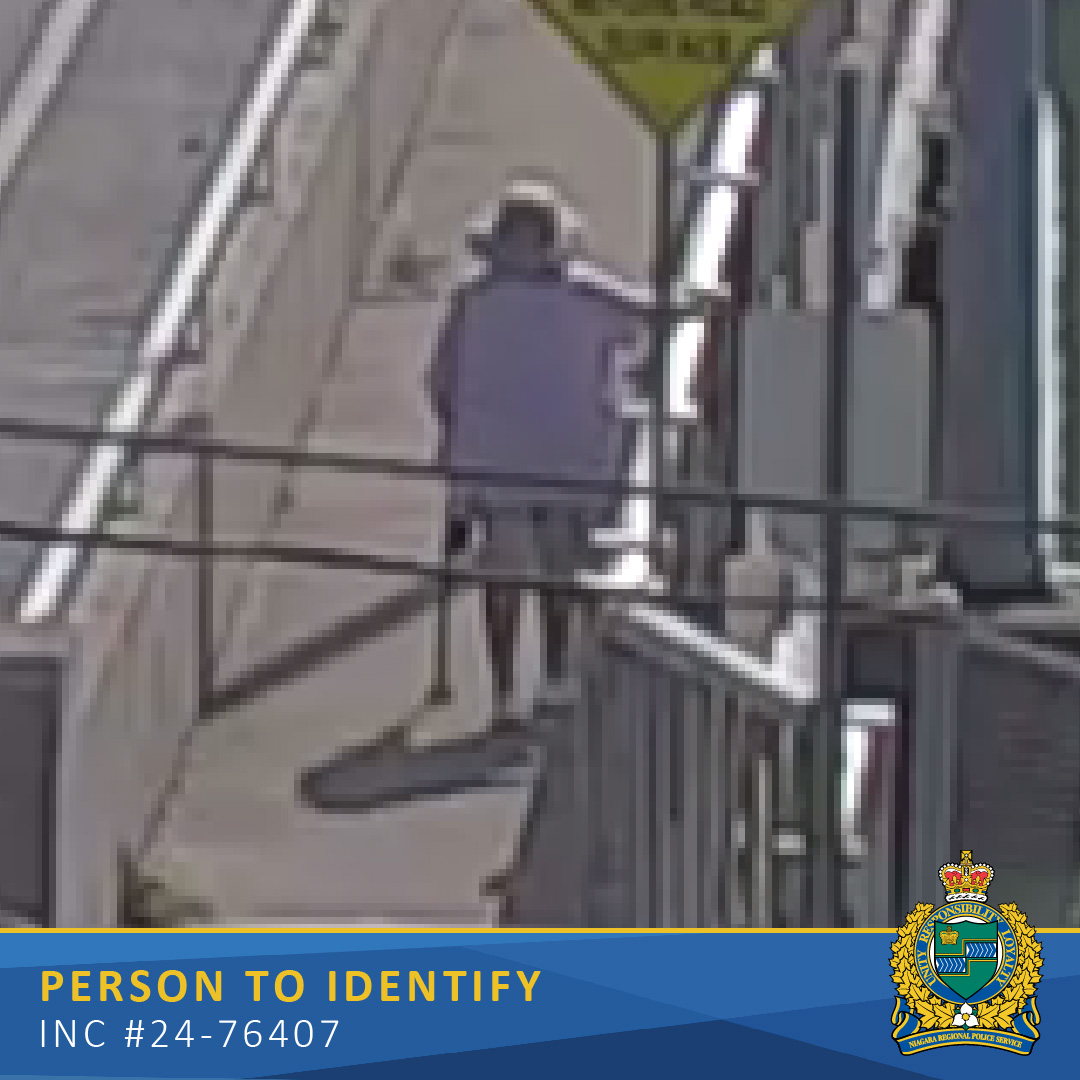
[890,851,1043,1055]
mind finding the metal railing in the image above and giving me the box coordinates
[574,602,812,928]
[2,408,1080,928]
[3,0,1072,930]
[531,0,966,929]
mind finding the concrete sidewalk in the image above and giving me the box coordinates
[144,0,652,924]
[0,0,57,108]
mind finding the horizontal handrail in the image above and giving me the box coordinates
[0,512,973,611]
[0,414,1078,535]
[614,602,815,707]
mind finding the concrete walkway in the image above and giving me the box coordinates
[0,0,107,207]
[144,0,652,924]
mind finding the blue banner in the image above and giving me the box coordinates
[1,930,1076,1078]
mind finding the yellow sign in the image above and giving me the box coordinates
[528,0,812,134]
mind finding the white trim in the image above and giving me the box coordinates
[865,0,953,310]
[670,79,764,419]
[1038,87,1063,571]
[20,0,324,622]
[841,726,867,831]
[577,52,809,699]
[565,260,656,308]
[845,698,895,727]
[624,601,815,705]
[584,59,765,582]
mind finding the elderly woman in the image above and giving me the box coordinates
[428,179,648,726]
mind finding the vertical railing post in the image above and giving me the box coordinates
[805,52,860,928]
[650,133,676,578]
[758,748,777,927]
[680,680,702,927]
[758,48,790,309]
[195,434,213,720]
[865,723,898,927]
[729,694,749,926]
[939,0,1046,598]
[1048,0,1080,564]
[702,682,724,926]
[654,676,673,927]
[776,716,801,925]
[425,510,454,709]
[577,596,602,925]
[632,663,652,925]
[567,592,601,928]
[745,713,777,927]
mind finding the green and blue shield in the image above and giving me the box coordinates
[934,921,1000,1000]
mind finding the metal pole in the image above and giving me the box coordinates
[196,440,214,718]
[1048,0,1080,563]
[651,132,676,577]
[425,334,456,709]
[1027,0,1048,583]
[807,57,860,927]
[763,49,790,308]
[425,511,454,709]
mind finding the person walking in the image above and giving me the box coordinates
[428,179,648,727]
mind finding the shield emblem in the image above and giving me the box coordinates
[934,921,1000,1000]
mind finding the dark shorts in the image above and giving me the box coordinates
[448,498,592,585]
[481,504,591,583]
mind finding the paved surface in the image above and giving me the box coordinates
[145,0,655,924]
[0,0,53,105]
[0,0,283,600]
[0,0,109,204]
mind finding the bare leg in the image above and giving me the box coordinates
[542,590,570,682]
[484,584,521,717]
[539,509,581,686]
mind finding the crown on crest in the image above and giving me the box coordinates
[939,851,993,902]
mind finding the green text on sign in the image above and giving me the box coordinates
[529,0,811,134]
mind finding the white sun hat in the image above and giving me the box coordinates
[466,173,587,259]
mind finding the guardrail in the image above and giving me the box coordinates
[575,601,813,928]
[570,59,815,920]
[541,2,961,928]
[1,409,1078,927]
[0,0,1047,928]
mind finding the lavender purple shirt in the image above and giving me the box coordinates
[429,263,649,514]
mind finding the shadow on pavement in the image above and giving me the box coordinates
[297,719,540,814]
